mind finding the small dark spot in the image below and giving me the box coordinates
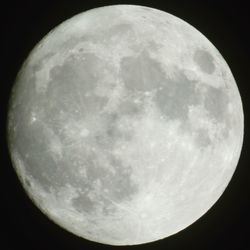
[106,127,117,138]
[193,49,215,74]
[194,129,212,147]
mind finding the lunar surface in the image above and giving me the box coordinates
[7,5,243,245]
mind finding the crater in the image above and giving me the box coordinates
[193,49,215,74]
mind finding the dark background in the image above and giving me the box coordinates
[1,0,249,249]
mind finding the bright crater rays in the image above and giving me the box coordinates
[7,5,243,246]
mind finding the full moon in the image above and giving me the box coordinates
[7,5,243,246]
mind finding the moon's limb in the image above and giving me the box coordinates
[7,5,243,245]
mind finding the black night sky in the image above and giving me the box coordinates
[1,0,249,249]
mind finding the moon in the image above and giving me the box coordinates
[7,5,244,246]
